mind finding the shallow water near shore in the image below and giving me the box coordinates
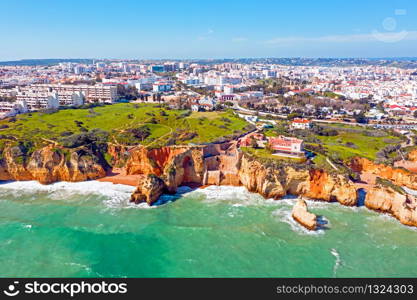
[0,181,417,277]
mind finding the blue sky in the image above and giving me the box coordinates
[1,0,417,60]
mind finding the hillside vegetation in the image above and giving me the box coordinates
[0,103,251,154]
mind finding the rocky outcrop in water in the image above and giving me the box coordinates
[130,174,166,205]
[0,145,106,184]
[365,185,417,227]
[292,199,317,230]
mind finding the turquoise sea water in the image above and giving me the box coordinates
[0,181,417,278]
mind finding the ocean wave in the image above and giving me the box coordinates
[330,248,342,277]
[192,185,280,206]
[0,180,135,195]
[0,180,138,209]
[369,211,417,232]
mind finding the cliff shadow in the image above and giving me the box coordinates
[0,180,14,185]
[316,215,330,231]
[357,188,366,207]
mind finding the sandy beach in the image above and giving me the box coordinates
[97,168,142,187]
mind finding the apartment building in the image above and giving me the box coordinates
[16,89,59,111]
[33,84,118,103]
[0,99,28,118]
[153,82,173,92]
[56,90,84,106]
[0,88,17,98]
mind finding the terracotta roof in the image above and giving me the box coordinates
[292,118,310,124]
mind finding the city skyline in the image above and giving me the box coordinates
[1,0,417,60]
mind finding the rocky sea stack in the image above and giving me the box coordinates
[292,199,318,230]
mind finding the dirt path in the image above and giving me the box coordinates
[325,157,339,171]
[111,116,153,146]
[41,137,59,146]
[145,124,173,148]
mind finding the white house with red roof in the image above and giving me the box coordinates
[291,118,312,130]
[268,136,304,157]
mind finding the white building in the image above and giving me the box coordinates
[0,99,28,118]
[153,82,172,92]
[16,89,59,111]
[57,91,84,106]
[291,118,312,130]
[224,85,234,94]
[29,84,118,103]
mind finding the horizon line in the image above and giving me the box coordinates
[2,56,417,63]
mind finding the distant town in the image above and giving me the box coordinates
[1,58,417,133]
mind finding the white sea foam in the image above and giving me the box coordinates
[0,180,138,209]
[193,185,280,206]
[370,211,417,232]
[271,207,326,236]
[185,185,337,235]
[330,248,342,277]
[0,180,135,195]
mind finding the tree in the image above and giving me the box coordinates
[354,112,368,124]
[249,136,258,148]
[287,112,303,120]
[129,126,151,142]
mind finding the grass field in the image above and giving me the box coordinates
[314,129,402,161]
[262,122,404,164]
[0,103,250,150]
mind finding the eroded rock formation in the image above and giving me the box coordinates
[130,174,166,205]
[292,199,317,230]
[366,185,417,227]
[126,143,358,207]
[4,139,417,228]
[0,145,106,184]
[351,157,417,190]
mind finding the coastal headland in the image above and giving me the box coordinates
[1,103,417,229]
[1,137,417,228]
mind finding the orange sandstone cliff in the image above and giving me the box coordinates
[4,141,417,228]
[407,149,417,162]
[351,157,417,190]
[0,145,106,184]
[127,143,358,208]
[365,185,417,227]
